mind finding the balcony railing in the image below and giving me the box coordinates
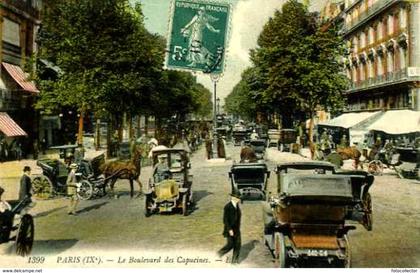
[344,0,400,36]
[347,67,409,92]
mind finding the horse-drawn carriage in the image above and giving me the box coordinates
[144,148,193,216]
[32,153,106,200]
[263,161,373,267]
[229,162,270,200]
[0,197,34,256]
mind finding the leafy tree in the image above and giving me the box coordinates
[250,0,348,147]
[35,0,164,144]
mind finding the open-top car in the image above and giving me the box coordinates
[229,162,270,200]
[144,148,193,216]
[263,161,374,268]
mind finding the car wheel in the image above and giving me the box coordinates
[273,232,287,267]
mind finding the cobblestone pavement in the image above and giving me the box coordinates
[0,143,419,268]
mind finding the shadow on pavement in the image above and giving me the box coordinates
[193,190,213,203]
[239,240,259,263]
[34,206,66,218]
[76,202,109,214]
[31,239,78,255]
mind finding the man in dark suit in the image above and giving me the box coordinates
[217,192,242,264]
[19,166,32,201]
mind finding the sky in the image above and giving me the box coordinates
[135,0,328,102]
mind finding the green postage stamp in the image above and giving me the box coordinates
[166,0,231,74]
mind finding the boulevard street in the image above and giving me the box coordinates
[0,143,419,268]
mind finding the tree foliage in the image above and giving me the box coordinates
[227,0,348,130]
[35,0,164,118]
[250,0,347,118]
[34,0,212,139]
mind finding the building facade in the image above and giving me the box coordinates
[0,0,41,156]
[343,0,420,112]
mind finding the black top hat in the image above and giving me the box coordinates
[230,191,241,199]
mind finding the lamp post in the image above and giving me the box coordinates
[216,97,220,116]
[210,74,220,159]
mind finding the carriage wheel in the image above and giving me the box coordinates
[362,193,373,231]
[343,235,351,268]
[32,175,54,199]
[273,232,287,267]
[77,180,93,200]
[144,197,152,217]
[368,160,383,175]
[182,194,188,216]
[15,214,34,256]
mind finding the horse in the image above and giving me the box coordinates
[100,146,143,198]
[336,146,363,170]
[240,146,257,163]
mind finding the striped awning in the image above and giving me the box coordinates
[0,112,27,137]
[2,62,39,93]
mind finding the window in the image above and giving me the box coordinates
[394,13,399,33]
[387,52,393,73]
[400,8,407,29]
[369,26,375,44]
[388,14,394,35]
[382,18,388,38]
[2,18,20,46]
[394,46,400,71]
[377,22,383,40]
[400,47,406,69]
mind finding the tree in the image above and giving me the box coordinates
[250,0,348,150]
[35,0,164,144]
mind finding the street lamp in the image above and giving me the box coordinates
[216,97,220,115]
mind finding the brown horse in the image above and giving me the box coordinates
[100,147,142,198]
[240,146,257,163]
[336,146,362,170]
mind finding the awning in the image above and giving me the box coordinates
[2,62,39,93]
[318,111,380,129]
[366,110,420,134]
[0,112,27,137]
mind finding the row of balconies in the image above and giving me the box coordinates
[347,67,409,92]
[344,0,400,35]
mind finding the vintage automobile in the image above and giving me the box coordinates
[249,139,267,160]
[229,162,270,200]
[232,129,248,146]
[268,129,281,148]
[393,147,419,180]
[144,148,193,216]
[263,161,373,267]
[0,197,34,256]
[278,129,297,152]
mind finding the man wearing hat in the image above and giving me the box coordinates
[67,163,79,215]
[217,191,242,264]
[19,166,32,201]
